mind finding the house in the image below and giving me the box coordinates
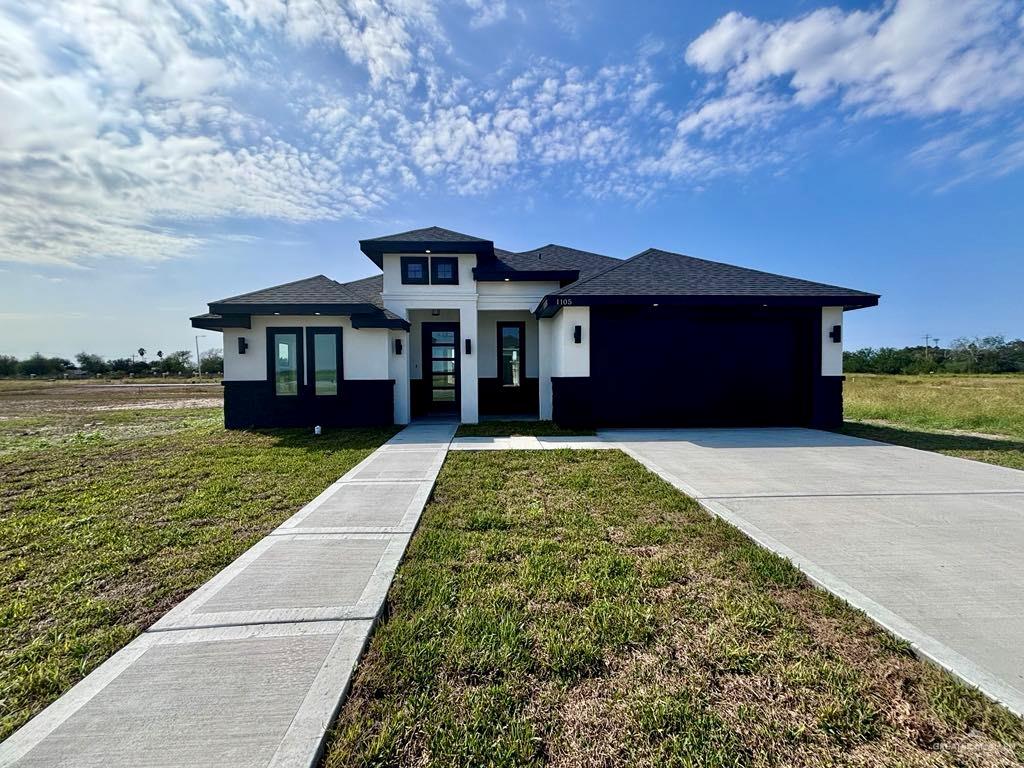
[191,226,878,429]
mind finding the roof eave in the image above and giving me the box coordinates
[473,267,579,283]
[207,302,376,316]
[535,293,880,317]
[351,313,411,331]
[190,313,252,331]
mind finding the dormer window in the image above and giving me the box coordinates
[431,257,459,285]
[400,256,429,285]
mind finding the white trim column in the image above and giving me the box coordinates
[459,305,479,423]
[538,317,553,420]
[389,329,411,424]
[821,306,843,376]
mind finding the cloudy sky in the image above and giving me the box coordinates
[2,0,1023,359]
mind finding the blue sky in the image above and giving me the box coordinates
[1,0,1023,360]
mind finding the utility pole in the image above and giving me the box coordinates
[922,334,932,359]
[195,335,206,380]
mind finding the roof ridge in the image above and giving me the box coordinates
[527,243,617,260]
[549,249,648,295]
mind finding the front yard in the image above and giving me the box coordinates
[324,450,1024,767]
[0,382,396,739]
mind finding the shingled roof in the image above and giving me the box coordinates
[194,274,409,330]
[361,226,489,243]
[488,245,619,280]
[535,248,878,314]
[212,275,366,307]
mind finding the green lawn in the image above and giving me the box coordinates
[0,382,395,739]
[323,450,1024,767]
[844,373,1024,470]
[456,420,596,437]
[845,373,1024,437]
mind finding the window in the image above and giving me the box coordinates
[400,256,429,285]
[497,321,525,388]
[431,257,459,285]
[306,327,342,396]
[268,329,302,396]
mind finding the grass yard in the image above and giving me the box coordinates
[0,381,396,739]
[324,450,1024,767]
[456,420,596,438]
[844,374,1024,470]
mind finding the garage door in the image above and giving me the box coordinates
[588,305,816,427]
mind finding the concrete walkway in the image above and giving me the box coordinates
[0,422,455,768]
[605,428,1024,716]
[450,434,613,450]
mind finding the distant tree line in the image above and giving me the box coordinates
[845,336,1024,374]
[0,348,224,378]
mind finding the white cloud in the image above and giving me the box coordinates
[465,0,507,28]
[686,0,1024,117]
[1,0,1023,269]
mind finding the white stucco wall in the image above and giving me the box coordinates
[537,306,589,420]
[222,315,389,383]
[388,328,411,424]
[476,311,539,379]
[821,306,844,376]
[477,279,559,310]
[551,306,591,378]
[538,317,553,420]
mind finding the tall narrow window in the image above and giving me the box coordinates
[306,327,342,396]
[497,322,524,388]
[269,330,301,396]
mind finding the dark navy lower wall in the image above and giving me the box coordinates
[551,377,593,428]
[811,375,844,429]
[479,377,539,415]
[223,379,394,429]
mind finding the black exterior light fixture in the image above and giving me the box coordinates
[829,325,842,343]
[465,338,472,355]
[394,338,403,355]
[237,337,248,354]
[573,325,582,344]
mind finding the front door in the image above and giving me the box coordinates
[423,323,459,414]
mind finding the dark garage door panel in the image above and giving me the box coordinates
[589,306,815,427]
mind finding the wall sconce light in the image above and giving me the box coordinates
[431,309,440,316]
[573,325,582,344]
[237,337,248,355]
[828,325,842,343]
[394,338,403,355]
[465,339,472,355]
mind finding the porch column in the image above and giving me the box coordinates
[459,305,479,423]
[389,328,411,424]
[538,316,553,420]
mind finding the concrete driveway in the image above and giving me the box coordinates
[603,428,1024,715]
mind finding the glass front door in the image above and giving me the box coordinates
[423,323,459,413]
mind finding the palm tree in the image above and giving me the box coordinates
[157,351,163,360]
[137,347,146,359]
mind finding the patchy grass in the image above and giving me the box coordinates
[456,420,596,438]
[845,374,1024,439]
[0,382,396,739]
[844,374,1024,470]
[323,450,1024,767]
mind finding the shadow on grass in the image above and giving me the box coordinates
[841,421,1024,456]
